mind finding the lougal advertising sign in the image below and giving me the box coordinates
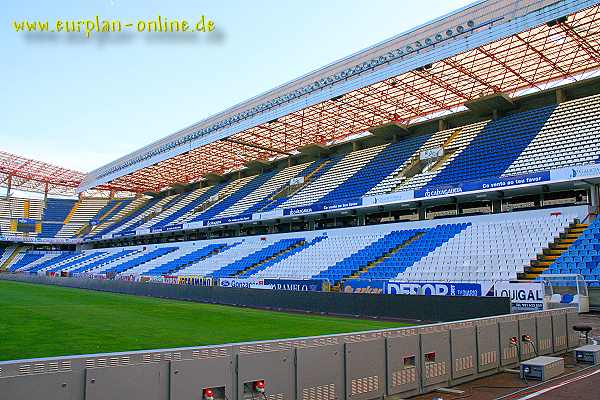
[385,281,482,296]
[493,282,545,312]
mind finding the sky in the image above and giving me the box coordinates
[1,0,474,173]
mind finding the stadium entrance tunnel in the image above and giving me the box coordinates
[0,308,582,400]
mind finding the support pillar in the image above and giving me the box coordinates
[492,199,502,213]
[438,119,448,132]
[6,175,12,197]
[418,203,426,220]
[590,184,599,213]
[358,214,366,226]
[556,88,567,104]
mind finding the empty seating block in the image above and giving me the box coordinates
[102,247,179,275]
[425,106,555,188]
[143,244,226,276]
[70,250,138,275]
[209,238,304,278]
[545,219,600,283]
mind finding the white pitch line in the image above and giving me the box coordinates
[515,368,600,400]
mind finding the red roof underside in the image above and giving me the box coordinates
[0,150,85,196]
[16,6,600,194]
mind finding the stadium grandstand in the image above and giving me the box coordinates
[4,1,600,399]
[2,0,600,291]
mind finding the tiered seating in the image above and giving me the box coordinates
[313,230,420,282]
[0,197,43,238]
[258,160,330,212]
[135,189,206,229]
[88,197,146,239]
[214,163,308,219]
[0,245,17,266]
[8,252,56,272]
[280,150,372,209]
[42,198,77,222]
[107,196,178,235]
[192,173,278,222]
[317,135,431,204]
[46,251,107,273]
[93,199,131,224]
[425,106,555,188]
[143,244,226,276]
[27,252,81,273]
[55,198,110,238]
[7,253,43,272]
[504,95,600,176]
[69,198,110,223]
[5,206,588,284]
[1,94,595,244]
[544,218,600,284]
[173,240,258,276]
[38,223,63,238]
[209,238,304,278]
[367,129,457,195]
[402,211,577,282]
[100,197,164,235]
[70,249,139,275]
[365,224,470,280]
[150,184,225,228]
[240,236,326,278]
[252,232,382,279]
[102,247,178,275]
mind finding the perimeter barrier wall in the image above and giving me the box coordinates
[0,307,580,400]
[0,274,509,321]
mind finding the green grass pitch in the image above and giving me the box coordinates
[0,280,409,361]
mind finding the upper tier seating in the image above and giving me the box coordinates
[424,106,555,188]
[42,199,77,222]
[315,134,431,205]
[88,198,146,239]
[136,188,211,229]
[193,173,278,222]
[279,150,373,209]
[214,162,309,219]
[2,95,600,242]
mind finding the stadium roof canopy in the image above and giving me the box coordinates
[0,150,85,196]
[80,0,600,194]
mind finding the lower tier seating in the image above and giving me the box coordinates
[4,206,589,285]
[543,218,600,285]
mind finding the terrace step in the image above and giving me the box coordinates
[519,220,588,280]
